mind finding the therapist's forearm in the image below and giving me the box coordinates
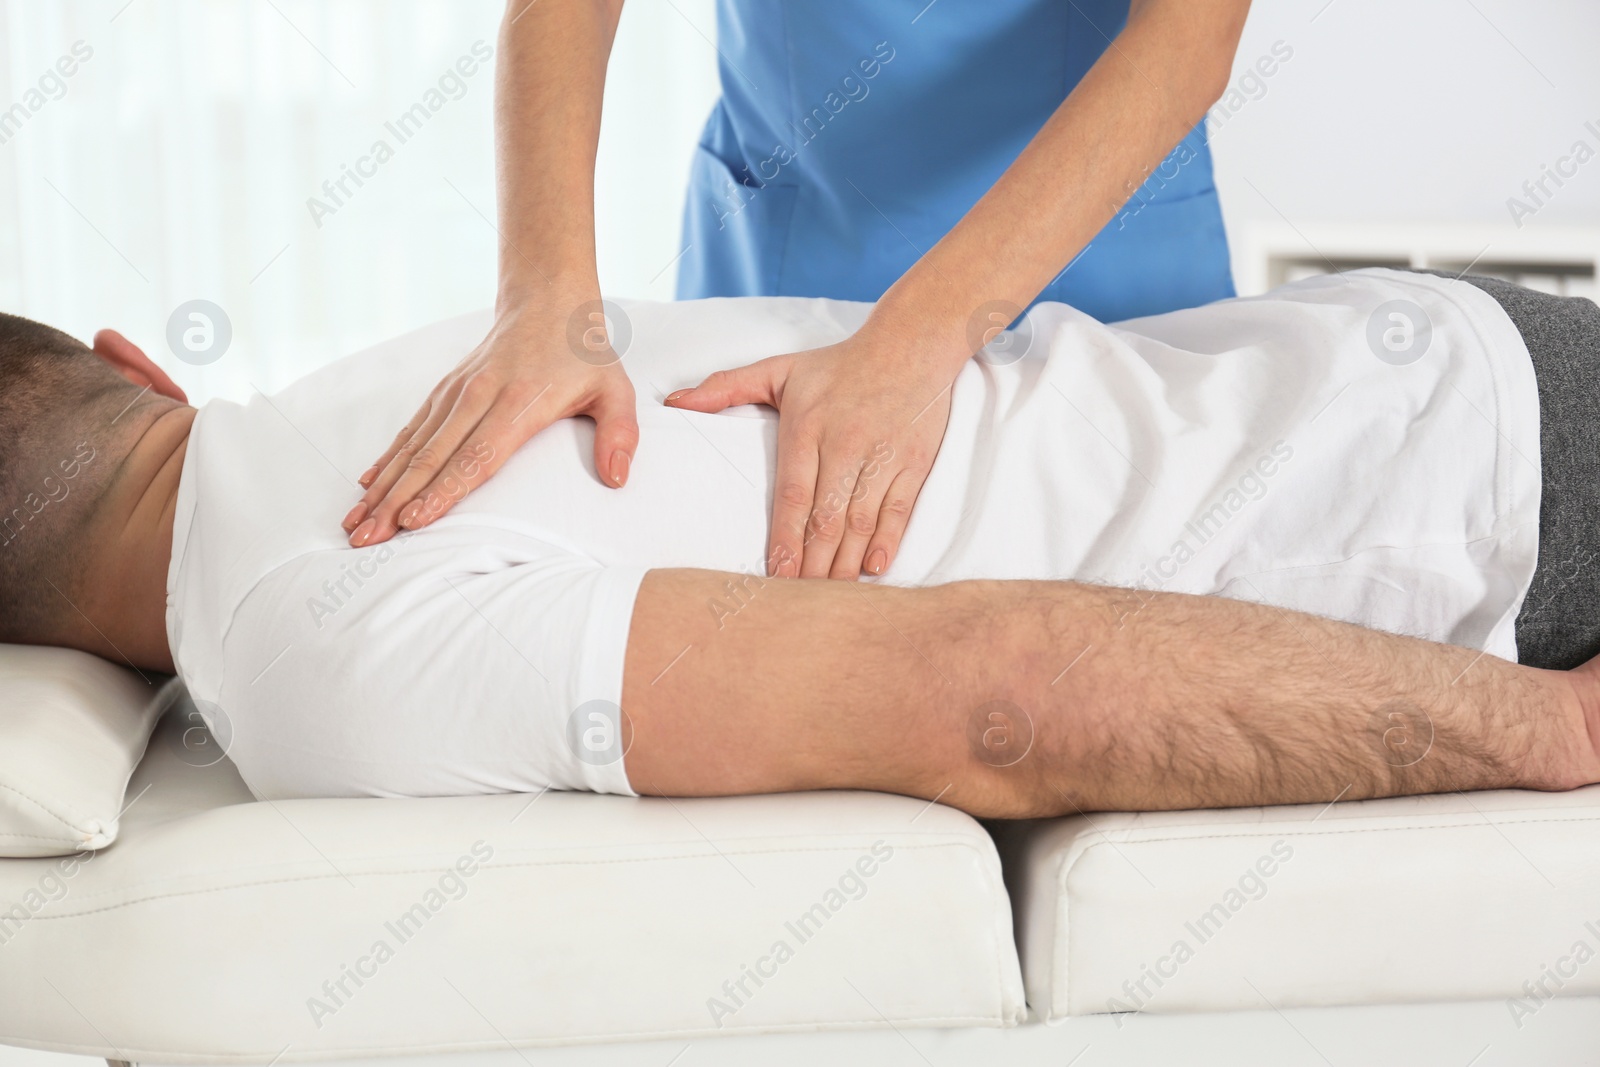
[868,0,1249,366]
[492,0,624,311]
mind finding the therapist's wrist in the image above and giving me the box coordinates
[861,290,987,377]
[494,273,603,326]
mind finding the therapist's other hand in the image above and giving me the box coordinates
[664,335,954,580]
[343,302,637,547]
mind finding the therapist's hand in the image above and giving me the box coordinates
[342,299,638,547]
[664,332,954,580]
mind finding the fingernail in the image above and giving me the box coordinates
[358,465,379,488]
[665,389,691,404]
[341,502,368,531]
[397,502,422,529]
[350,518,376,547]
[611,450,629,487]
[768,548,797,578]
[866,548,887,575]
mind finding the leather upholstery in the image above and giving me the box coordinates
[0,708,1023,1061]
[997,787,1600,1019]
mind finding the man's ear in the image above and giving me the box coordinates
[91,329,188,404]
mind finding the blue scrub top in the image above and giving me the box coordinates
[675,0,1234,323]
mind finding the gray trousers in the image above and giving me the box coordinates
[1439,272,1600,669]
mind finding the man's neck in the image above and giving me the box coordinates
[74,403,196,675]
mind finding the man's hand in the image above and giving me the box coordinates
[664,330,954,579]
[342,300,638,547]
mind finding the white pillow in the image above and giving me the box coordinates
[0,644,169,857]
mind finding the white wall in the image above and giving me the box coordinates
[594,0,721,300]
[2,0,1597,408]
[0,0,717,404]
[1210,0,1600,289]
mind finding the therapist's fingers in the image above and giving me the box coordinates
[830,455,895,580]
[859,467,928,578]
[767,426,820,579]
[346,400,434,521]
[354,385,492,544]
[346,388,458,533]
[358,397,433,493]
[401,437,502,530]
[663,357,783,413]
[396,397,541,532]
[797,456,865,579]
[393,380,564,532]
[387,368,637,536]
[586,376,640,488]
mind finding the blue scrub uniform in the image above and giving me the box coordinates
[675,0,1234,323]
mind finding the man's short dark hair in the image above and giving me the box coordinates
[0,313,141,645]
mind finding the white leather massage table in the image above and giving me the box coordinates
[4,687,1600,1067]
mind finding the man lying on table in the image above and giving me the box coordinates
[3,267,1598,816]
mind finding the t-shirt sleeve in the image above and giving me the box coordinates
[210,528,649,800]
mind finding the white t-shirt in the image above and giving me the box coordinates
[166,269,1541,800]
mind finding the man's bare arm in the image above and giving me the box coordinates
[621,570,1600,817]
